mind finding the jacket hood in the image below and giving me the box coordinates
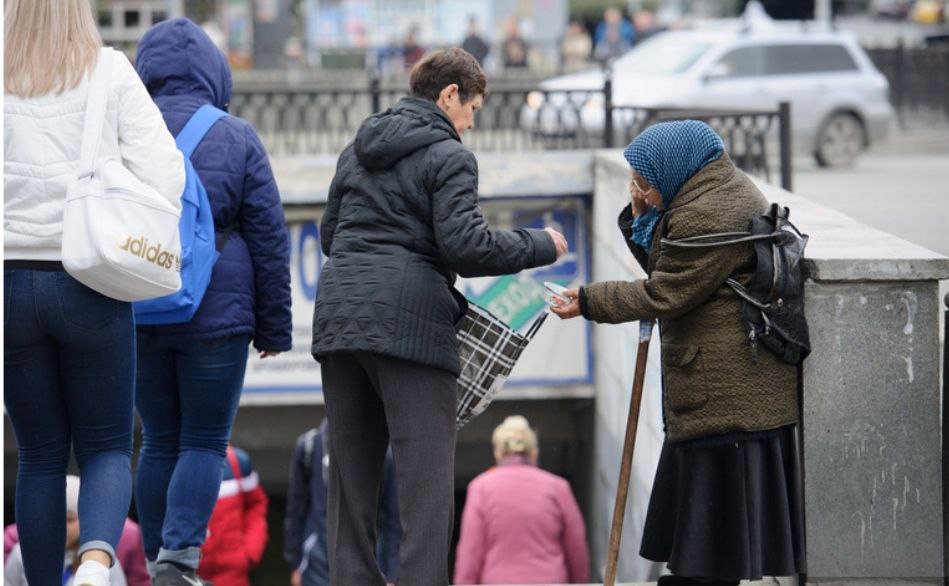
[354,97,459,170]
[135,18,231,110]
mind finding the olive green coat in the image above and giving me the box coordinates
[581,154,799,442]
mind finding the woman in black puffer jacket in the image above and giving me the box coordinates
[311,48,567,586]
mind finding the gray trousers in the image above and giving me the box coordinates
[320,351,457,586]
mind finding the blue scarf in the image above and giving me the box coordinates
[623,120,725,252]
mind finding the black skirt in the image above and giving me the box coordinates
[640,424,806,581]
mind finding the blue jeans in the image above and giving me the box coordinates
[4,266,134,585]
[134,332,250,569]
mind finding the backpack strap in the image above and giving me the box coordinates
[660,231,775,249]
[226,445,243,482]
[175,104,228,158]
[176,105,232,251]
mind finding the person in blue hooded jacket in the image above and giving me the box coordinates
[132,18,292,586]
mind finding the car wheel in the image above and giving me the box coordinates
[815,113,866,168]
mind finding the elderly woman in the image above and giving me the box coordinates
[552,121,805,586]
[453,416,589,585]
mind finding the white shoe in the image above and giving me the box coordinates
[74,559,111,586]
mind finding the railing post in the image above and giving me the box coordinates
[778,101,792,192]
[894,39,905,130]
[943,291,948,586]
[370,71,381,114]
[604,69,614,149]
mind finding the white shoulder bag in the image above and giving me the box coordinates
[61,49,183,302]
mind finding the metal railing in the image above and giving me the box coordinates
[231,77,792,190]
[865,43,949,129]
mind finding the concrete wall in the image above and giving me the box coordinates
[590,150,949,584]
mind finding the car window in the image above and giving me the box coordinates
[712,43,860,78]
[713,46,766,78]
[763,44,859,74]
[613,35,713,75]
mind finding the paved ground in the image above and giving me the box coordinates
[793,126,949,258]
[793,126,949,328]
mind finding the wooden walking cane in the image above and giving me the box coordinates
[603,318,654,586]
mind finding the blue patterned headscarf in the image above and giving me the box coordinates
[623,121,725,252]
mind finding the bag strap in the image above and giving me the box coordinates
[177,105,233,251]
[523,311,548,340]
[77,49,113,179]
[226,445,243,482]
[175,104,228,158]
[660,231,777,249]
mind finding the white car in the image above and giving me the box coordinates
[521,27,895,167]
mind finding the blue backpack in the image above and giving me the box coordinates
[133,105,229,324]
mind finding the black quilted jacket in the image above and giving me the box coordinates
[311,97,557,375]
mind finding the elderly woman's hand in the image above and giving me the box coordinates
[550,288,582,319]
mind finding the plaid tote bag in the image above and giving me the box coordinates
[455,302,548,429]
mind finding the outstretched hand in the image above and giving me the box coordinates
[550,288,582,319]
[544,227,568,258]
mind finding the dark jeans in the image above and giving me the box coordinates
[320,351,457,586]
[4,266,134,585]
[134,332,250,570]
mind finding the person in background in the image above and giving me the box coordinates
[198,445,269,586]
[5,476,129,586]
[454,416,589,585]
[5,520,150,586]
[501,15,530,68]
[403,25,426,71]
[551,121,805,585]
[284,420,401,586]
[593,8,634,63]
[4,1,185,585]
[310,47,567,586]
[461,15,490,65]
[560,20,593,71]
[132,17,292,586]
[594,7,636,49]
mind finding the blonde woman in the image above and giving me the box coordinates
[4,2,184,585]
[454,416,589,585]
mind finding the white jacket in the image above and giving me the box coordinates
[4,47,185,260]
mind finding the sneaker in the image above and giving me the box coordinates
[74,559,111,586]
[151,562,213,586]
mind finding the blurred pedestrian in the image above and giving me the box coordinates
[551,121,805,585]
[4,1,185,584]
[501,15,529,68]
[132,17,292,586]
[4,477,129,586]
[594,7,634,62]
[310,47,567,586]
[284,420,401,586]
[594,7,636,48]
[632,10,664,44]
[561,21,592,71]
[403,25,426,71]
[5,520,149,586]
[461,15,490,65]
[454,416,589,585]
[198,445,270,586]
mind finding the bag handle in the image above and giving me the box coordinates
[523,310,548,341]
[77,49,113,179]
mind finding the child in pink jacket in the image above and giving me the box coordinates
[454,416,590,584]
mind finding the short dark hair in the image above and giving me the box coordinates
[409,48,487,104]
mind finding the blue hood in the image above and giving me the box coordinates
[135,18,231,111]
